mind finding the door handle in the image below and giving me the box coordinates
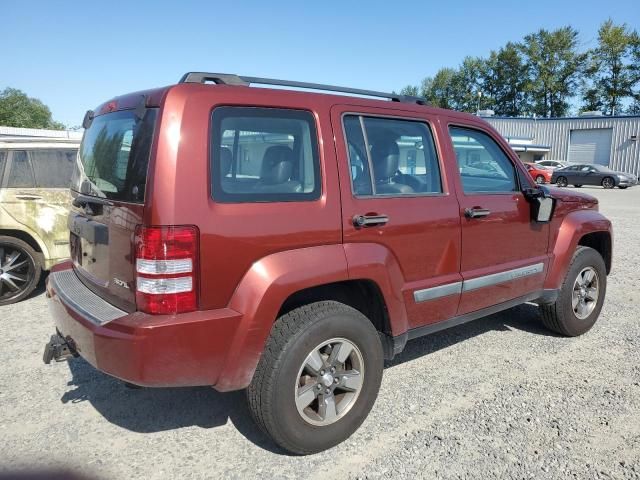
[464,207,491,219]
[353,214,389,228]
[15,193,43,201]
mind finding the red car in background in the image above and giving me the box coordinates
[525,162,552,184]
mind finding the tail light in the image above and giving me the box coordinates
[134,225,199,314]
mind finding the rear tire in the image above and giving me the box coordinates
[601,177,615,189]
[540,246,606,336]
[556,176,568,187]
[247,301,383,455]
[0,236,42,306]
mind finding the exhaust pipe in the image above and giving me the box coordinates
[43,333,78,364]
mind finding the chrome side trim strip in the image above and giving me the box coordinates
[414,282,462,303]
[413,263,544,304]
[462,263,544,292]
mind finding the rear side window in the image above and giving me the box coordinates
[72,109,158,203]
[31,149,77,188]
[211,107,320,203]
[7,151,35,188]
[343,115,442,196]
[449,127,517,194]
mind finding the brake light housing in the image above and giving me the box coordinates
[134,225,199,314]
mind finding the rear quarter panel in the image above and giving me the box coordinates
[146,84,343,310]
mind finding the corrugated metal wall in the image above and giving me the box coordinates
[486,116,640,176]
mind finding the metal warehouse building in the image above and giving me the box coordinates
[0,125,82,140]
[485,115,640,177]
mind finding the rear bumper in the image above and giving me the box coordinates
[46,261,243,388]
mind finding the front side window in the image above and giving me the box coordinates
[450,127,517,194]
[211,107,320,203]
[31,149,77,188]
[343,115,442,196]
[7,151,35,188]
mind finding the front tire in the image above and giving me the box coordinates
[0,236,42,306]
[247,301,384,454]
[574,184,582,188]
[535,175,545,184]
[540,246,606,336]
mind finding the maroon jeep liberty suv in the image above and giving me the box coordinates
[43,72,612,454]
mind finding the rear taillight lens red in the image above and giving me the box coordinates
[134,225,199,315]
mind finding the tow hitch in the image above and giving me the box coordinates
[43,333,78,364]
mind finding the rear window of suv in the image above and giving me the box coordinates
[210,107,321,203]
[72,109,157,203]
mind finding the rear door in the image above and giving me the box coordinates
[69,108,158,312]
[447,124,549,315]
[28,149,76,261]
[564,165,582,184]
[331,105,462,330]
[0,150,72,262]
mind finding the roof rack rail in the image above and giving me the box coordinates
[179,72,427,105]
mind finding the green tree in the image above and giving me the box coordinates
[582,19,640,115]
[0,88,65,129]
[399,85,420,97]
[422,68,458,109]
[483,42,531,116]
[627,98,640,114]
[450,56,487,112]
[520,26,586,117]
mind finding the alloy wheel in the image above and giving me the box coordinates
[572,266,599,320]
[535,175,545,184]
[602,177,614,189]
[0,244,35,302]
[556,176,568,187]
[295,338,364,426]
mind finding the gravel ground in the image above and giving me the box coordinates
[1,186,639,480]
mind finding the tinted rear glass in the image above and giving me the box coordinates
[32,149,77,188]
[72,109,157,202]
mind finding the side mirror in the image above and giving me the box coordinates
[523,186,555,223]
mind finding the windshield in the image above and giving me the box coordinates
[72,109,157,202]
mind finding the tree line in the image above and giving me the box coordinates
[0,88,65,130]
[400,20,640,117]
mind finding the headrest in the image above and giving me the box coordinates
[220,147,232,176]
[370,138,399,181]
[260,146,294,185]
